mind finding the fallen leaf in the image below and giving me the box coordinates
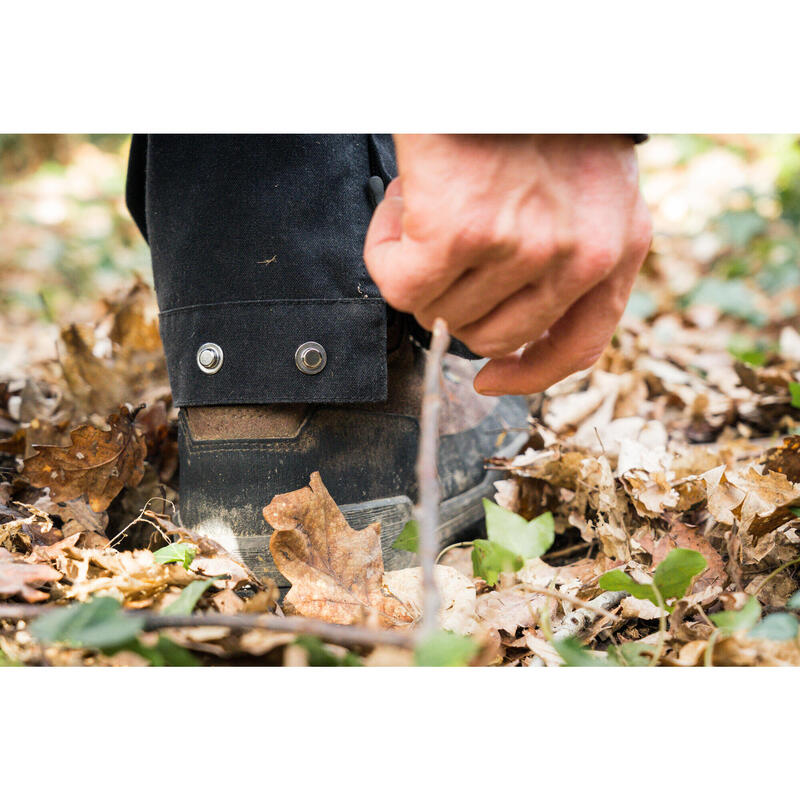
[0,547,61,602]
[264,472,414,628]
[383,565,479,635]
[23,406,146,512]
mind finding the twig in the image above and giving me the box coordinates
[751,554,800,598]
[543,589,624,638]
[0,604,415,650]
[704,629,719,667]
[648,582,667,667]
[416,318,450,638]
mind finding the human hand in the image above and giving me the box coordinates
[363,134,652,395]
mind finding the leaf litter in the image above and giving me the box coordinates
[4,135,800,665]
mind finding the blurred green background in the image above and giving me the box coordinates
[2,133,800,373]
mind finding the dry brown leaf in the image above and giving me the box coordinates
[637,522,727,592]
[44,545,195,605]
[0,547,61,602]
[264,472,414,628]
[22,406,146,512]
[383,565,478,635]
[58,324,126,413]
[704,464,800,538]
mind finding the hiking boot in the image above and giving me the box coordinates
[177,337,530,586]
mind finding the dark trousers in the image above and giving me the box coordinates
[125,134,473,409]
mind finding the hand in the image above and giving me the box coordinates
[363,135,652,395]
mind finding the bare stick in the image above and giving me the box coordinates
[0,604,415,650]
[416,318,450,638]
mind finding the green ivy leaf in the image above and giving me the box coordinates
[30,596,143,650]
[0,651,21,667]
[127,635,200,666]
[414,631,479,666]
[598,548,707,610]
[553,637,607,667]
[597,569,659,605]
[161,579,215,616]
[471,539,524,587]
[727,334,770,367]
[153,542,196,569]
[787,590,800,609]
[607,641,657,666]
[710,595,761,635]
[294,636,362,666]
[748,612,799,641]
[652,548,708,602]
[483,499,555,559]
[790,382,800,409]
[391,520,419,553]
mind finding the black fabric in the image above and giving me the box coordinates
[126,133,477,405]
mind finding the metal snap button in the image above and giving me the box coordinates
[295,342,327,375]
[196,342,223,374]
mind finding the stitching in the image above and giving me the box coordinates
[159,298,385,318]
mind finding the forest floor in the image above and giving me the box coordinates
[3,134,800,666]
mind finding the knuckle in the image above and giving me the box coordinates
[465,335,517,359]
[574,240,620,285]
[456,224,493,254]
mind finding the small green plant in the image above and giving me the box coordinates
[30,596,198,666]
[598,548,707,611]
[709,595,762,635]
[153,542,196,569]
[790,381,800,409]
[391,520,419,553]
[392,499,555,588]
[748,613,799,641]
[472,501,554,586]
[294,636,362,666]
[708,592,800,643]
[161,579,215,616]
[414,630,479,667]
[471,540,523,587]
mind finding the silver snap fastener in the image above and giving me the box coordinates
[196,342,223,374]
[295,342,327,375]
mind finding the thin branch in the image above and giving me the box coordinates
[416,317,450,638]
[539,588,623,633]
[751,554,800,598]
[0,604,416,650]
[648,582,667,667]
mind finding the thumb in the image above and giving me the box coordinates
[363,179,405,287]
[364,179,404,250]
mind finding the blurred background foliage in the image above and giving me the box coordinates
[2,133,800,372]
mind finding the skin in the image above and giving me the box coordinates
[363,134,652,396]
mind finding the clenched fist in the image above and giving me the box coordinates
[363,134,652,395]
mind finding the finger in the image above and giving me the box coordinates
[450,280,565,358]
[363,195,460,313]
[413,262,534,331]
[473,254,641,395]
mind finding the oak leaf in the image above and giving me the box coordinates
[264,472,414,628]
[22,406,146,512]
